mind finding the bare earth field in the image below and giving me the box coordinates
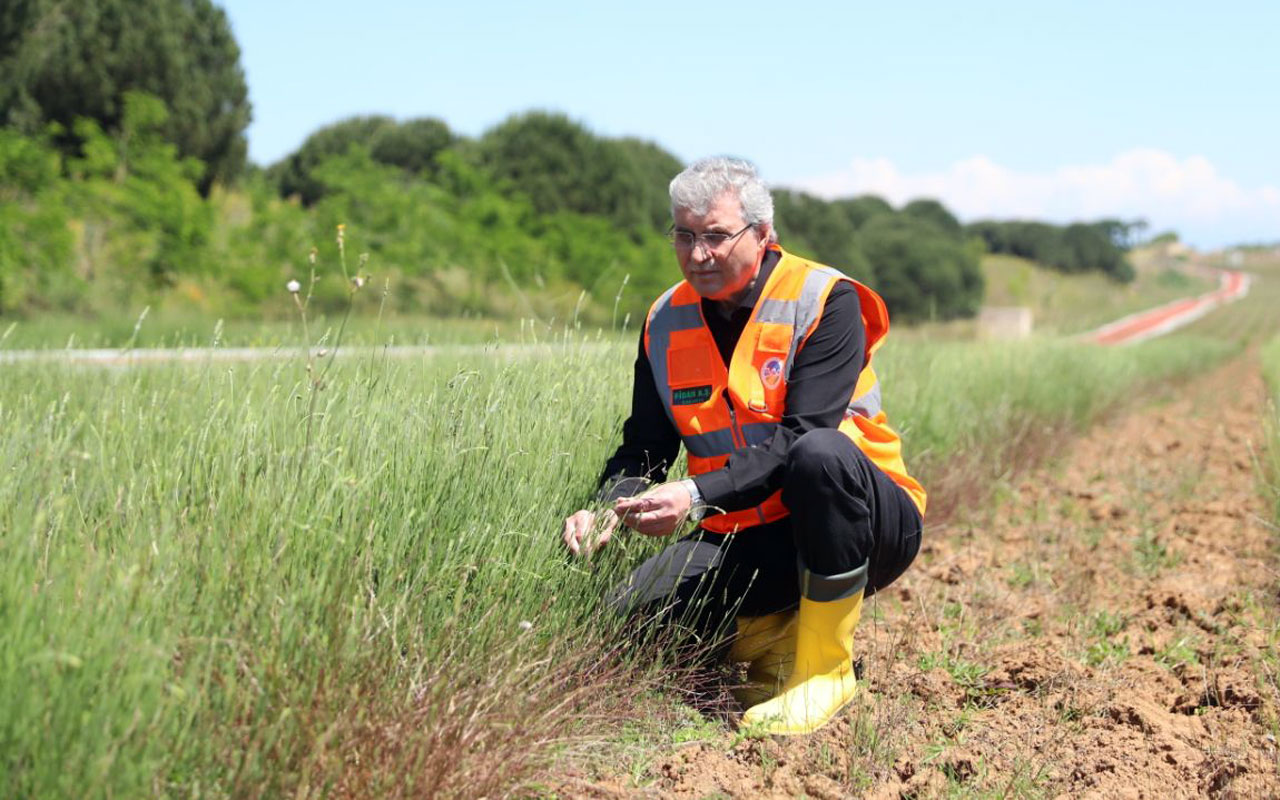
[566,353,1280,798]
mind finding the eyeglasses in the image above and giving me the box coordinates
[668,223,754,251]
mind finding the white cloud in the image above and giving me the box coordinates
[790,149,1280,247]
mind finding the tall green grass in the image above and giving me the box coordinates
[0,341,644,798]
[882,335,1236,515]
[0,331,1236,797]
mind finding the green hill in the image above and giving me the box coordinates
[979,249,1215,336]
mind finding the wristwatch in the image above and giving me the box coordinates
[680,478,706,522]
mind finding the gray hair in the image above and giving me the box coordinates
[669,156,774,227]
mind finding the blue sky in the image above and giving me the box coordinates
[220,0,1279,248]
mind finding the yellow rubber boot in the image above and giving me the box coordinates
[740,563,866,736]
[727,612,796,707]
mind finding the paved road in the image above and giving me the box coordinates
[0,341,610,366]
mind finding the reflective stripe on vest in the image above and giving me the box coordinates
[848,379,882,419]
[644,283,702,435]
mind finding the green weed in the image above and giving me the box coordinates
[918,651,990,701]
[1133,528,1182,575]
[1085,639,1131,667]
[1006,561,1036,589]
[1154,636,1199,669]
[1087,610,1127,639]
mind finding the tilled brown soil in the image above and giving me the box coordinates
[569,355,1280,798]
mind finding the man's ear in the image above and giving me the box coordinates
[757,222,774,245]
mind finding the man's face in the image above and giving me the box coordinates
[673,192,770,302]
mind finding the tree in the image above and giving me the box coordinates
[0,0,251,193]
[1064,222,1133,281]
[612,136,684,231]
[1088,218,1145,251]
[476,111,651,232]
[772,189,874,284]
[269,115,396,205]
[369,117,456,178]
[967,218,1134,282]
[902,198,963,238]
[68,92,214,286]
[832,194,894,230]
[270,116,461,205]
[859,214,983,321]
[0,126,73,312]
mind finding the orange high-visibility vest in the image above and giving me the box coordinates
[643,246,927,534]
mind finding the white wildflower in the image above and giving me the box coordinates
[518,620,533,632]
[286,279,301,294]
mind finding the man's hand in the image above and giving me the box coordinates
[613,482,693,537]
[562,509,619,557]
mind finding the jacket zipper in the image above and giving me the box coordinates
[725,392,768,523]
[724,391,747,449]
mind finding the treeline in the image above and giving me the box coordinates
[0,106,987,324]
[0,0,1136,326]
[263,112,994,322]
[0,103,682,322]
[968,220,1140,281]
[773,192,985,321]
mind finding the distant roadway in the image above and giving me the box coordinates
[0,342,609,366]
[1084,269,1250,346]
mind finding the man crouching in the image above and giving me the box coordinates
[561,156,925,735]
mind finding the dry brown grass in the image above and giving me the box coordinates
[326,640,605,797]
[306,619,718,799]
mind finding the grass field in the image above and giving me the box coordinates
[2,243,1274,796]
[0,311,1246,797]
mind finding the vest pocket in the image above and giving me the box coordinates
[748,324,791,414]
[668,346,716,385]
[756,322,792,354]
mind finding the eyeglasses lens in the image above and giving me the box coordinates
[670,231,732,249]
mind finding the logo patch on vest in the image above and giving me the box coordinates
[760,357,784,390]
[672,385,713,406]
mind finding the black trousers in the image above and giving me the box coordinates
[606,429,923,638]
